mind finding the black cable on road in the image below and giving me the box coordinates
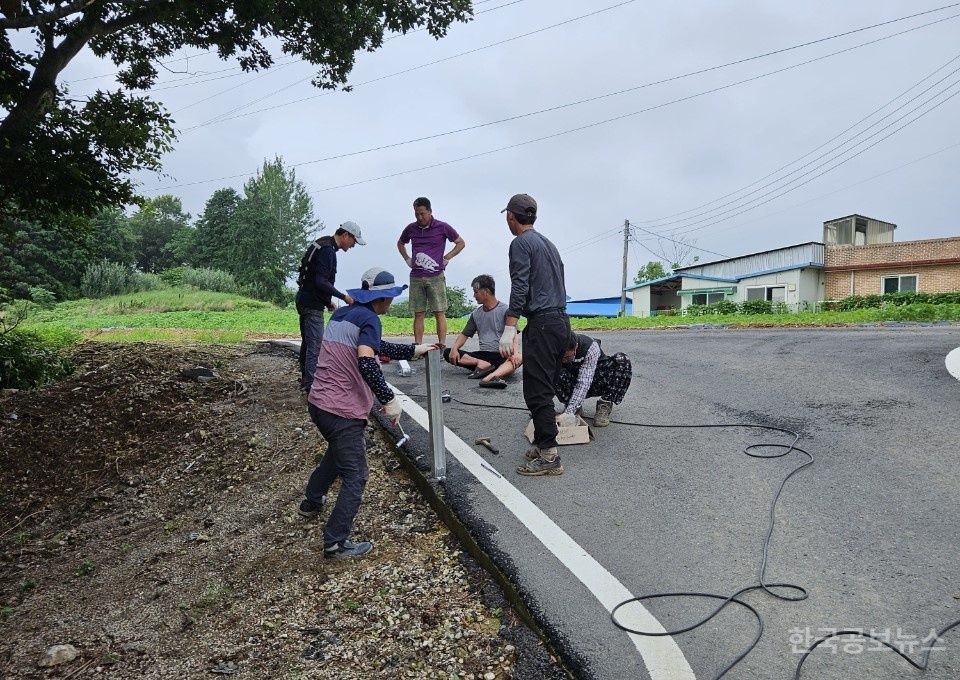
[399,391,959,678]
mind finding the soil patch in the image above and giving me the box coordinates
[0,342,542,679]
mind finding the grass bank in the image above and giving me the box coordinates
[21,287,960,344]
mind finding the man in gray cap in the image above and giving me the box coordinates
[498,193,571,476]
[295,221,365,392]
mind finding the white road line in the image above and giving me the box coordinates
[947,347,960,382]
[391,386,696,680]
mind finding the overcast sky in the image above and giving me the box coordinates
[53,0,960,298]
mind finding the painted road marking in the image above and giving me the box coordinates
[392,385,697,680]
[947,347,960,382]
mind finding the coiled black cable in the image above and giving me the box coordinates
[398,391,958,678]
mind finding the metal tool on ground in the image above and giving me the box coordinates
[475,436,500,455]
[479,460,503,478]
[395,420,410,448]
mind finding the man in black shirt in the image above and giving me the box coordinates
[296,221,365,391]
[498,193,571,476]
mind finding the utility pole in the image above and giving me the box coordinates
[619,219,630,317]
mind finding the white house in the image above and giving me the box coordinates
[626,242,826,316]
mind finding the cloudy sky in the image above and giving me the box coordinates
[55,0,960,298]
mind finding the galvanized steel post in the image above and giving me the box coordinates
[424,350,446,480]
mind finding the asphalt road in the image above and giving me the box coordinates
[387,325,960,680]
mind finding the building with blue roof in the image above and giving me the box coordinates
[565,296,633,318]
[624,242,826,316]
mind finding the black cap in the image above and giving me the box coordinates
[501,193,537,217]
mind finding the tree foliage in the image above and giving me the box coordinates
[0,1,473,225]
[191,188,241,271]
[634,261,668,284]
[226,157,317,301]
[128,195,191,273]
[0,208,137,299]
[387,286,472,318]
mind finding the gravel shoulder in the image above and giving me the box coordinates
[0,342,545,679]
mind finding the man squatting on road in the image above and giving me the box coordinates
[396,196,466,347]
[498,193,572,477]
[298,268,435,559]
[443,274,522,388]
[555,333,633,428]
[295,221,364,391]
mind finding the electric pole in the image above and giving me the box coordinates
[619,219,630,317]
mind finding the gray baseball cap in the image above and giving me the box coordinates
[339,221,367,245]
[501,193,537,217]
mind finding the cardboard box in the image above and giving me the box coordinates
[524,415,593,446]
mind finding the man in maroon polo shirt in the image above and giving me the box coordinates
[396,196,466,346]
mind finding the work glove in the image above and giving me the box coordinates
[413,343,437,358]
[499,325,517,358]
[382,397,402,425]
[557,411,578,428]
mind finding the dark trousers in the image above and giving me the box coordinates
[298,305,325,390]
[306,404,368,547]
[521,311,571,450]
[443,348,505,369]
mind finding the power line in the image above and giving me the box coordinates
[147,6,960,193]
[181,2,960,133]
[630,225,727,259]
[65,0,525,91]
[661,81,960,239]
[305,13,960,195]
[185,0,534,126]
[67,49,215,83]
[636,62,960,234]
[172,59,304,113]
[180,0,636,132]
[671,138,960,242]
[634,51,960,233]
[487,225,626,277]
[146,56,306,93]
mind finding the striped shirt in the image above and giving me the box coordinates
[308,304,382,420]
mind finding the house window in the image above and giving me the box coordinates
[691,292,725,305]
[746,286,786,302]
[882,274,917,294]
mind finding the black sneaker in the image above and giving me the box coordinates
[468,365,496,380]
[323,539,373,560]
[298,496,325,519]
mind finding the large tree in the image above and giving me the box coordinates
[0,1,472,223]
[190,187,240,271]
[229,157,315,300]
[129,194,191,273]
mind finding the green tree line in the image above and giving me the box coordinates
[0,157,317,304]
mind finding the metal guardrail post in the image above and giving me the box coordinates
[425,350,447,480]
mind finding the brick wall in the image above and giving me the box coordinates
[823,236,960,298]
[825,236,960,267]
[825,264,960,298]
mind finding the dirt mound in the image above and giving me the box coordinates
[0,342,527,678]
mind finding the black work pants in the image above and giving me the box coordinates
[306,404,368,548]
[521,311,571,450]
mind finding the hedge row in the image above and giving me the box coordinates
[823,291,960,311]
